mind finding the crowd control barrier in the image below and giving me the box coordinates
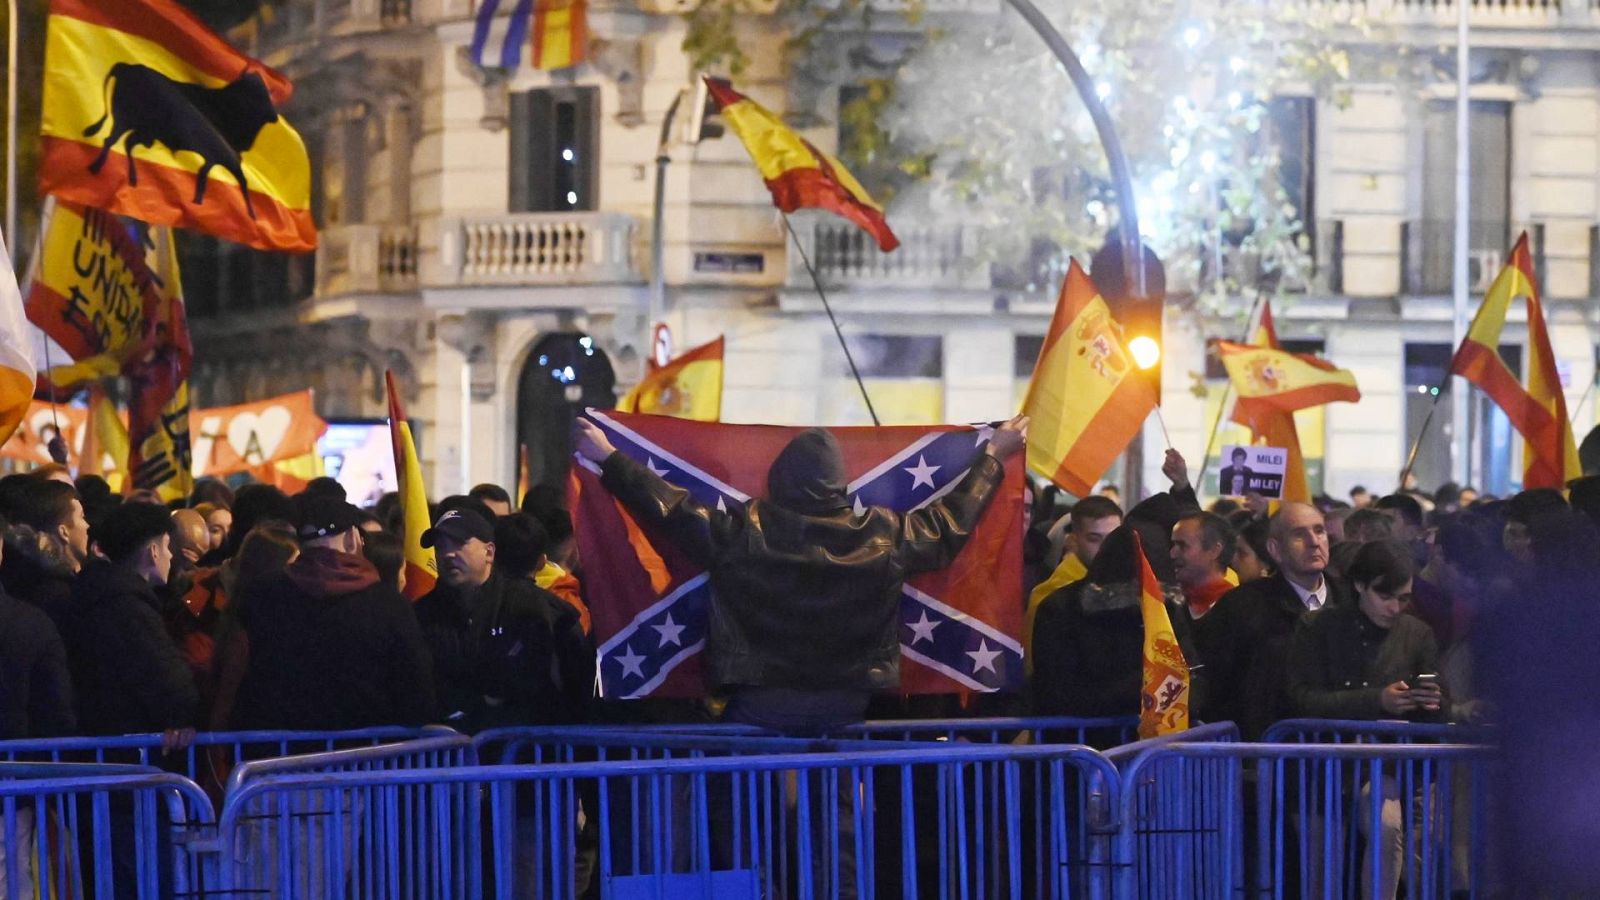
[216,743,1123,900]
[0,766,216,900]
[0,726,458,788]
[1113,740,1495,899]
[839,716,1140,747]
[1261,718,1492,745]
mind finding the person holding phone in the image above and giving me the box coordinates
[1286,539,1445,899]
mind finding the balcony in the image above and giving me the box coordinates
[786,217,990,292]
[437,212,640,287]
[252,0,412,54]
[1401,219,1513,295]
[1302,0,1589,29]
[315,224,419,298]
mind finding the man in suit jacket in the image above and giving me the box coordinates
[1218,447,1256,497]
[1195,501,1346,739]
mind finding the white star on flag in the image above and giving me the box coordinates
[615,644,646,680]
[852,495,867,517]
[904,455,941,490]
[966,639,1001,675]
[972,424,995,447]
[646,458,670,477]
[652,613,686,648]
[907,611,939,645]
[716,497,727,513]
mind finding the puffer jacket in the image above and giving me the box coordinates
[600,428,1006,693]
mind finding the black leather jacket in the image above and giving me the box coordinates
[600,431,1006,693]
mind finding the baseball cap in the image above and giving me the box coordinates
[421,507,494,548]
[294,495,364,542]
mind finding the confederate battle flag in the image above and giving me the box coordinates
[572,411,1026,699]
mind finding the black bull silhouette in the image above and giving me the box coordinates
[83,63,281,219]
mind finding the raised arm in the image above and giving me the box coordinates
[575,416,736,567]
[896,415,1028,574]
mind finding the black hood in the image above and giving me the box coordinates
[765,428,849,515]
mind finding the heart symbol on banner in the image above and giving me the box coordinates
[226,406,293,464]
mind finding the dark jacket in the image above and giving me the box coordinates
[231,548,436,731]
[66,560,198,735]
[0,527,77,635]
[1287,603,1442,721]
[599,432,1006,692]
[0,590,75,738]
[1194,571,1349,739]
[1031,579,1200,718]
[416,570,592,732]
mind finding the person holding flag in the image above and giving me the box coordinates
[572,412,1026,732]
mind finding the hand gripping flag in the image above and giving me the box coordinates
[471,0,588,70]
[1134,531,1190,739]
[704,77,900,252]
[1022,260,1156,494]
[617,336,725,422]
[387,370,437,599]
[40,0,316,252]
[573,411,1025,699]
[0,227,36,448]
[1450,233,1580,490]
[1227,302,1313,503]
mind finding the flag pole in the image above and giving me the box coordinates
[1449,0,1472,485]
[781,213,880,426]
[1401,389,1448,491]
[1194,293,1269,500]
[4,0,16,261]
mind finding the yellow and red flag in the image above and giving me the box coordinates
[127,227,193,501]
[533,0,587,70]
[1450,233,1580,490]
[1228,303,1312,504]
[617,336,725,422]
[1216,341,1360,418]
[0,227,37,448]
[40,0,315,252]
[1134,531,1190,739]
[1022,260,1157,495]
[386,370,437,600]
[79,385,130,492]
[704,77,899,252]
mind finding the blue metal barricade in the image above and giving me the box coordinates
[0,726,458,787]
[838,716,1140,746]
[0,767,216,900]
[1261,718,1492,745]
[1113,740,1495,900]
[217,742,1121,900]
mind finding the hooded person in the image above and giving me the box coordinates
[574,414,1027,734]
[1029,492,1206,745]
[228,495,435,730]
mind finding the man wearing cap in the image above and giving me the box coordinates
[66,501,197,737]
[415,507,593,732]
[229,495,435,730]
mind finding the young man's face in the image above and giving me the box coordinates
[1073,515,1121,567]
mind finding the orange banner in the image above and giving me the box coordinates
[191,389,326,478]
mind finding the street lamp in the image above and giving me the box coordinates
[1002,0,1163,500]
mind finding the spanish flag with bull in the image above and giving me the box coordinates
[38,0,316,253]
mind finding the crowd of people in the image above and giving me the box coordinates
[0,418,1595,890]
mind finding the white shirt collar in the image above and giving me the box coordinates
[1286,574,1327,611]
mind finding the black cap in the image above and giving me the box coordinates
[421,507,494,548]
[294,495,364,542]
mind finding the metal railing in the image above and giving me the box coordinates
[1401,218,1512,294]
[440,211,641,286]
[788,216,990,291]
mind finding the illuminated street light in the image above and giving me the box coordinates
[1129,336,1162,370]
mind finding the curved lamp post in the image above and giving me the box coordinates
[1003,0,1154,498]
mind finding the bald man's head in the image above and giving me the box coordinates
[1267,502,1329,583]
[170,509,209,565]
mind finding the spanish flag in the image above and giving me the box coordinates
[1450,233,1580,490]
[387,370,437,600]
[1215,341,1361,417]
[1134,531,1189,739]
[0,228,36,448]
[40,0,316,253]
[79,384,130,492]
[704,77,899,252]
[532,0,587,70]
[127,226,194,502]
[617,336,725,422]
[1022,261,1156,495]
[1228,303,1312,504]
